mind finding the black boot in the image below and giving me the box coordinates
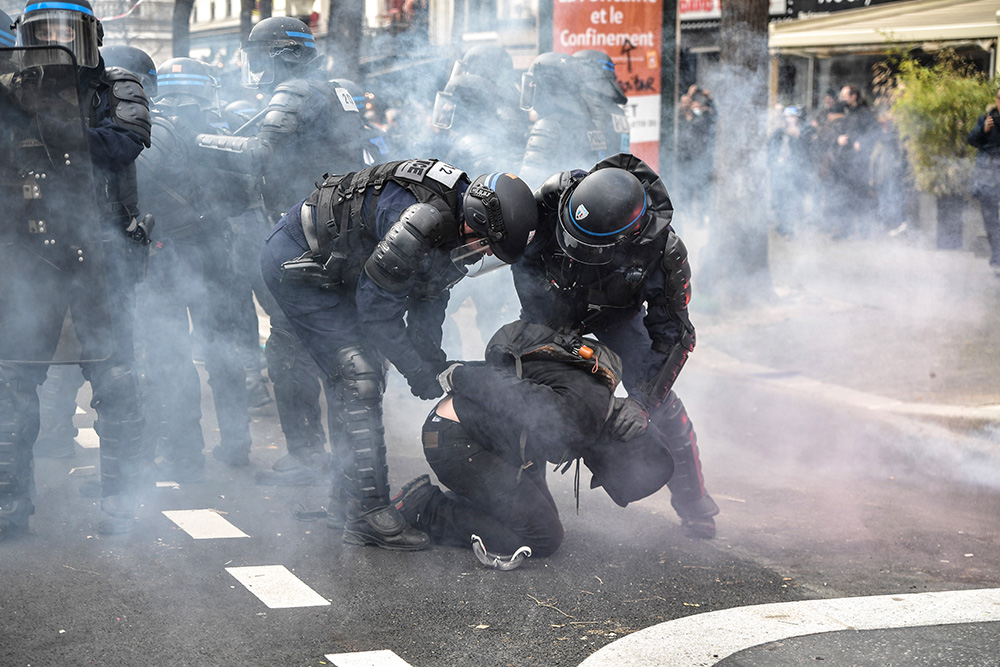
[653,392,719,539]
[95,415,147,536]
[330,346,428,551]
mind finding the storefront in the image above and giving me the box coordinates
[769,0,1000,110]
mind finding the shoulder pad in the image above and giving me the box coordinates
[106,70,152,147]
[364,203,448,294]
[392,159,466,189]
[272,78,312,99]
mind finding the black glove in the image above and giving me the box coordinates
[608,396,648,441]
[406,365,445,400]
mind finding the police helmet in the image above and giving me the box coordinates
[432,73,495,130]
[0,9,16,49]
[156,57,218,105]
[242,16,317,88]
[520,51,576,111]
[450,44,512,81]
[556,168,649,265]
[461,172,537,265]
[102,45,157,97]
[16,0,101,68]
[573,49,626,105]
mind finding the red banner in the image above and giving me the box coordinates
[552,0,663,169]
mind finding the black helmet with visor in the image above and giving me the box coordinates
[241,16,317,89]
[452,172,537,276]
[555,168,649,265]
[16,0,101,68]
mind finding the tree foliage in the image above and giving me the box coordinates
[879,51,996,196]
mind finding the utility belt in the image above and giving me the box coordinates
[279,202,347,290]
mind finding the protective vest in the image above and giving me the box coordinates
[300,158,468,291]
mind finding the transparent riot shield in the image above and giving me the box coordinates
[0,46,113,364]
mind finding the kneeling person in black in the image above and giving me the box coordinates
[394,322,674,560]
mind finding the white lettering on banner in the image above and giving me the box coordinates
[626,95,660,144]
[559,29,656,48]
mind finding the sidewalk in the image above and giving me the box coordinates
[687,226,1000,434]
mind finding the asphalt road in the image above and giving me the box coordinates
[2,351,998,667]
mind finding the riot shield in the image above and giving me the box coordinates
[0,46,113,364]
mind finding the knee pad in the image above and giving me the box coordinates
[264,327,300,376]
[89,365,140,420]
[332,346,385,405]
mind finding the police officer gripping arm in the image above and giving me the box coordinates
[259,160,536,551]
[512,153,719,539]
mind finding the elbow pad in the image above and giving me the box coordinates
[364,203,446,294]
[105,69,152,147]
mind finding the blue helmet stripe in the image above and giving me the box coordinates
[0,33,15,46]
[25,2,94,15]
[568,191,647,237]
[158,73,214,82]
[486,172,502,190]
[600,60,615,71]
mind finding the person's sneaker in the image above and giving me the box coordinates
[672,493,720,540]
[255,450,328,486]
[33,431,77,458]
[342,505,430,551]
[0,497,34,541]
[98,495,136,536]
[212,442,250,468]
[391,474,433,527]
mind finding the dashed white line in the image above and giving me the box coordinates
[162,509,249,539]
[76,426,99,448]
[226,565,331,609]
[324,650,413,667]
[578,588,1000,667]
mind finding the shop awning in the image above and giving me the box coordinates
[769,0,1000,54]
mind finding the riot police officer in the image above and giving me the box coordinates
[198,17,369,478]
[0,0,151,538]
[133,57,253,480]
[519,50,630,189]
[511,154,720,539]
[259,160,537,550]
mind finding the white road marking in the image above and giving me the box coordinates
[226,565,330,609]
[76,426,99,448]
[578,588,1000,667]
[155,481,180,489]
[75,406,85,415]
[162,509,249,539]
[324,650,413,667]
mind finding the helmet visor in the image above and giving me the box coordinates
[519,72,535,110]
[431,90,456,130]
[240,44,273,88]
[450,238,507,278]
[17,8,98,67]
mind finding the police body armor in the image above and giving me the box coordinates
[197,74,367,217]
[514,154,693,407]
[0,47,111,363]
[295,158,467,294]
